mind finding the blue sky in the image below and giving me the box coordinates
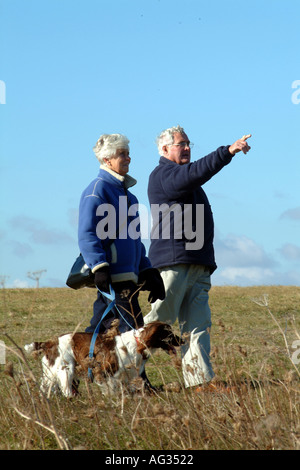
[0,0,299,288]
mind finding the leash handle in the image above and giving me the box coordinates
[98,284,115,301]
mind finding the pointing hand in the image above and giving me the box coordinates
[229,134,252,155]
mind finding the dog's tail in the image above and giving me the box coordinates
[24,341,45,354]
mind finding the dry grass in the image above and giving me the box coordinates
[0,285,299,450]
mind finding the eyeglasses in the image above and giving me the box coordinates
[168,141,194,149]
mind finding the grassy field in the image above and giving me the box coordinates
[0,285,299,450]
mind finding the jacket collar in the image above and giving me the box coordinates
[99,164,137,189]
[159,156,177,166]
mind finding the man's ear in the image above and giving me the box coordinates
[162,145,169,156]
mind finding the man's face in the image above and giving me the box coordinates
[163,132,191,165]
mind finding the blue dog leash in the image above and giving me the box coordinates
[88,284,137,380]
[88,285,116,381]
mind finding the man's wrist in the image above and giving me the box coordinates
[228,145,235,156]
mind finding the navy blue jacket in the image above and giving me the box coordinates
[148,146,233,273]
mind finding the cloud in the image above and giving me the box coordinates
[213,232,281,285]
[11,279,31,288]
[280,207,300,221]
[273,190,288,199]
[30,228,73,244]
[212,232,300,286]
[9,216,74,245]
[216,267,276,285]
[279,243,300,261]
[9,241,34,258]
[67,208,79,228]
[214,266,300,286]
[214,233,276,269]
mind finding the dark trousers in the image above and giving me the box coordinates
[85,281,144,334]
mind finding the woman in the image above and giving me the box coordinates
[78,133,165,336]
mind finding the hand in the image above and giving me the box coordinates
[229,134,252,155]
[138,268,166,303]
[94,266,111,293]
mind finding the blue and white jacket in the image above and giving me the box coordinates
[78,166,151,283]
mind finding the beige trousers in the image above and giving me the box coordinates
[144,264,215,387]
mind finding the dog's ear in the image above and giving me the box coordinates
[169,330,185,346]
[149,323,183,353]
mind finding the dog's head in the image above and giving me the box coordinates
[139,321,184,355]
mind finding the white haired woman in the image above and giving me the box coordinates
[78,134,165,375]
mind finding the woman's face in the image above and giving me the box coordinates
[105,148,131,176]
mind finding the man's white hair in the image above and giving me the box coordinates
[93,133,130,164]
[156,125,186,156]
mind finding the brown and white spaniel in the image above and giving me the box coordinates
[24,321,183,397]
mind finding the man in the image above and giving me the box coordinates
[144,125,251,389]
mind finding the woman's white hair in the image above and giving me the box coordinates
[156,125,185,156]
[93,133,130,164]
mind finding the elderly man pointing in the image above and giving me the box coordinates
[144,126,251,391]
